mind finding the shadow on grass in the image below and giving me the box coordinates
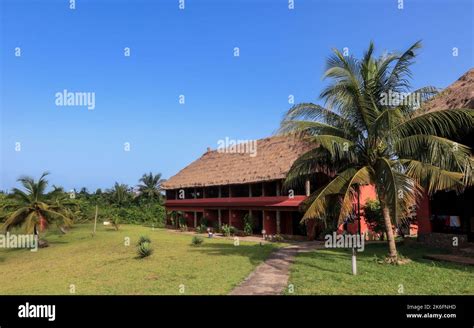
[296,242,473,274]
[188,242,276,266]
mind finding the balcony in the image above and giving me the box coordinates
[165,195,307,210]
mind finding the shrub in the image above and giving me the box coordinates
[137,241,153,258]
[191,236,204,246]
[110,216,120,230]
[195,224,207,234]
[199,217,208,227]
[272,234,284,243]
[137,235,151,245]
[221,224,235,237]
[243,214,254,236]
[363,199,385,240]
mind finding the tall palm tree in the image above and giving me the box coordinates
[1,172,74,234]
[137,172,165,202]
[110,182,130,206]
[279,41,473,263]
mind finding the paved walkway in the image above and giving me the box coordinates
[229,241,323,295]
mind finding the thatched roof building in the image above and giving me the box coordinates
[424,68,474,112]
[162,135,314,190]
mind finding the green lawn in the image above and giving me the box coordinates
[0,224,277,295]
[286,243,474,295]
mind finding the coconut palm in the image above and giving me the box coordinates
[137,172,165,202]
[1,172,74,234]
[279,41,473,263]
[110,182,131,206]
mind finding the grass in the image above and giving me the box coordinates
[286,242,474,295]
[0,223,278,295]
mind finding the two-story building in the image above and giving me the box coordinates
[162,136,316,238]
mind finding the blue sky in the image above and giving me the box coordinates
[1,0,473,191]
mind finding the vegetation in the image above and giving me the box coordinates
[137,241,153,258]
[137,235,151,245]
[280,41,473,263]
[363,199,386,239]
[1,172,75,234]
[286,243,474,295]
[195,224,207,234]
[221,224,235,237]
[137,172,165,203]
[191,236,204,246]
[0,224,277,294]
[243,213,254,236]
[0,172,167,238]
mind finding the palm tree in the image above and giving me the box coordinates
[110,182,130,206]
[137,172,165,202]
[279,41,473,263]
[1,172,74,234]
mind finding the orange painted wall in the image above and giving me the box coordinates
[338,184,377,234]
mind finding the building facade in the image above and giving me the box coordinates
[163,135,376,239]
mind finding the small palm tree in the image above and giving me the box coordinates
[1,172,74,234]
[279,41,473,263]
[137,172,165,202]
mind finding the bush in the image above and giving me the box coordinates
[243,214,254,236]
[179,219,188,231]
[221,224,236,237]
[137,241,153,258]
[363,199,385,239]
[191,236,204,246]
[195,224,207,234]
[110,216,120,230]
[272,234,284,242]
[137,235,151,245]
[98,204,166,226]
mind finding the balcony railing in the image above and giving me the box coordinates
[165,195,307,209]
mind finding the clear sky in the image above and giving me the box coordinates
[1,0,473,192]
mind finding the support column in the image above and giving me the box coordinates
[194,211,197,228]
[218,186,222,198]
[276,210,281,235]
[305,179,311,197]
[276,181,280,196]
[194,188,197,199]
[218,209,222,229]
[229,209,232,226]
[262,210,266,234]
[249,184,252,197]
[262,183,265,196]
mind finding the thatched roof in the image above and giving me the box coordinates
[162,135,314,189]
[424,68,474,111]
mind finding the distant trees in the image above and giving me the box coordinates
[0,172,168,234]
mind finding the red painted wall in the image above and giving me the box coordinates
[338,185,376,234]
[417,192,432,234]
[263,211,277,235]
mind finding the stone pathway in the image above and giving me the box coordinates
[229,241,323,295]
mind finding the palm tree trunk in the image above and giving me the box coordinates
[381,204,398,260]
[39,214,47,232]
